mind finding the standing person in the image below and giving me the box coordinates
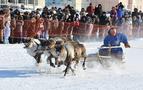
[36,14,44,38]
[99,27,130,60]
[94,4,103,18]
[110,7,117,25]
[15,15,24,43]
[10,17,16,43]
[0,7,11,43]
[0,15,5,43]
[3,21,11,44]
[86,3,94,17]
[3,7,11,43]
[116,3,124,26]
[98,12,110,40]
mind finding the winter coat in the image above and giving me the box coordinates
[104,32,128,46]
[4,21,11,38]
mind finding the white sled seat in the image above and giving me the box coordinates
[97,46,122,49]
[98,55,112,59]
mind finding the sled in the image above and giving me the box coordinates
[95,46,125,68]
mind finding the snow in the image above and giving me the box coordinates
[0,38,143,90]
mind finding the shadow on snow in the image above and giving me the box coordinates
[0,69,38,78]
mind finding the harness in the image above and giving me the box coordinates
[33,39,41,52]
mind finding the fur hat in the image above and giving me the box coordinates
[108,27,116,35]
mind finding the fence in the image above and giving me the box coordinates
[1,15,143,42]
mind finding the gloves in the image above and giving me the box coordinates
[124,43,130,48]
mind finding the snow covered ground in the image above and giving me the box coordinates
[0,38,143,90]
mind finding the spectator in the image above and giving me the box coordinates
[110,7,117,25]
[86,3,94,17]
[99,12,110,25]
[3,21,11,44]
[116,5,124,26]
[94,4,103,17]
[118,2,124,10]
[98,12,110,39]
[132,8,140,27]
[80,8,86,18]
[80,13,87,23]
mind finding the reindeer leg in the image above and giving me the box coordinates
[64,59,75,76]
[34,53,42,64]
[58,61,64,67]
[69,66,75,75]
[64,59,71,76]
[82,57,87,70]
[64,64,69,76]
[74,59,79,69]
[48,56,55,68]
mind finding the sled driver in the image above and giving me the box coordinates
[99,27,130,60]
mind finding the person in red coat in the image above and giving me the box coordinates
[86,3,94,17]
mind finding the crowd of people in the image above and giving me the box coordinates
[0,2,143,44]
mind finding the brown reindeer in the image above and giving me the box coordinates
[63,39,87,76]
[24,38,55,67]
[48,37,87,76]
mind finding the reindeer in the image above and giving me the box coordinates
[63,39,87,76]
[47,36,87,76]
[24,38,52,66]
[24,37,87,76]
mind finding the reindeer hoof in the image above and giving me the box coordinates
[83,67,86,70]
[50,63,55,68]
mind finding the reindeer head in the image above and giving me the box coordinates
[24,38,41,48]
[45,38,56,49]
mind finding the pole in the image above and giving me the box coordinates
[0,0,1,8]
[25,0,26,5]
[33,0,35,10]
[14,0,16,5]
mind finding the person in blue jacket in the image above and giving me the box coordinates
[99,27,130,60]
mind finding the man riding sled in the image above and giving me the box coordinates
[99,27,130,61]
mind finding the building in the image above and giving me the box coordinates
[129,0,143,11]
[82,0,143,11]
[46,0,143,12]
[46,0,74,9]
[0,0,45,10]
